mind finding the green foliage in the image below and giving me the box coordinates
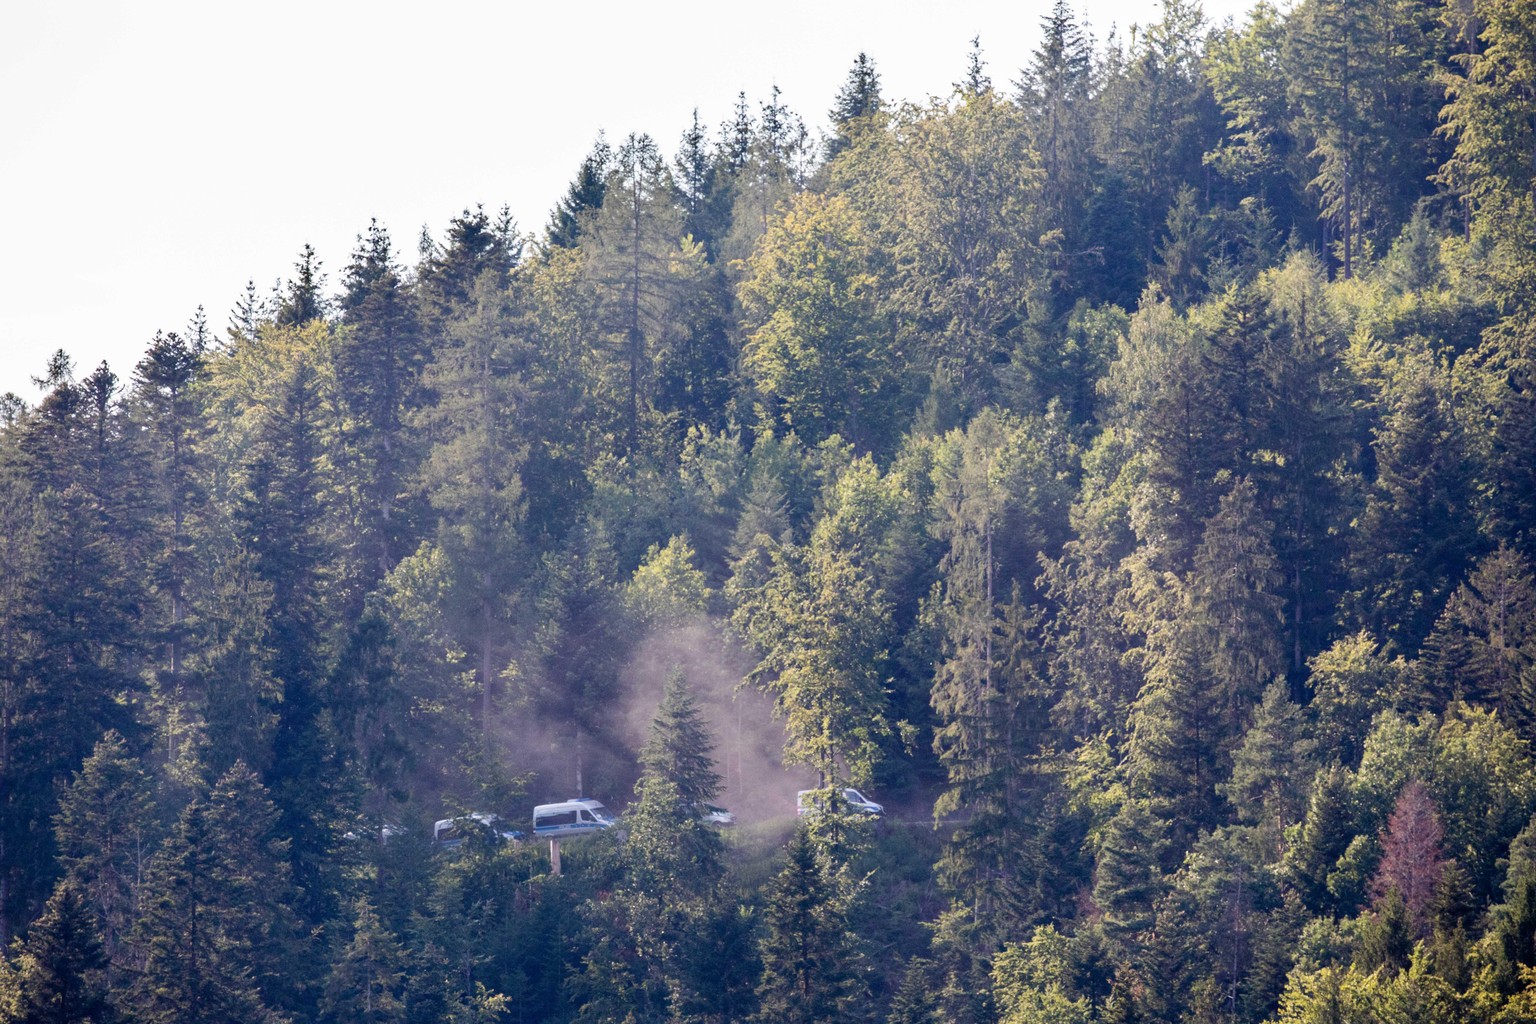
[753,827,867,1024]
[9,15,1536,1023]
[52,731,156,966]
[624,535,712,628]
[4,880,116,1024]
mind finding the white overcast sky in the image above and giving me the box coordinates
[0,0,1257,401]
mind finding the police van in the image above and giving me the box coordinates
[532,798,615,838]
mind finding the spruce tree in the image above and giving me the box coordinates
[125,801,285,1024]
[52,730,156,969]
[9,880,116,1024]
[321,898,407,1024]
[826,53,883,161]
[639,670,721,808]
[546,136,612,249]
[335,220,427,581]
[753,827,864,1024]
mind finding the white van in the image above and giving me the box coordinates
[532,798,615,838]
[796,787,884,817]
[433,812,523,849]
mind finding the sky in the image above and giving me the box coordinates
[0,0,1259,402]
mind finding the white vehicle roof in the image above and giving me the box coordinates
[534,798,610,814]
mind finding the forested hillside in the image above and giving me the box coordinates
[5,0,1536,1021]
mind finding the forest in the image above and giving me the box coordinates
[4,0,1536,1020]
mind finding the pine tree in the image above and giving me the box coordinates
[753,827,865,1024]
[826,53,883,161]
[128,330,207,779]
[52,731,156,969]
[1423,546,1536,736]
[580,131,703,451]
[125,801,286,1024]
[275,243,327,327]
[1220,680,1316,829]
[639,670,721,808]
[416,206,520,325]
[236,352,338,923]
[1017,0,1096,304]
[1092,798,1169,939]
[3,481,139,933]
[417,272,533,747]
[1348,352,1479,651]
[322,898,407,1024]
[8,880,116,1024]
[546,136,612,249]
[204,763,309,1015]
[732,457,897,787]
[335,220,428,581]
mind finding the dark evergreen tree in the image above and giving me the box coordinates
[2,481,139,936]
[52,731,156,971]
[753,827,865,1024]
[335,220,428,582]
[275,243,327,327]
[546,135,612,249]
[1017,0,1098,307]
[826,53,883,161]
[1423,546,1536,737]
[639,670,721,808]
[127,330,207,776]
[321,898,407,1024]
[7,880,116,1024]
[235,354,338,923]
[1348,352,1479,651]
[416,206,520,324]
[124,801,286,1024]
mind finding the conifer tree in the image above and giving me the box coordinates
[418,272,533,747]
[125,801,286,1024]
[335,220,427,581]
[1017,0,1096,303]
[732,457,897,787]
[580,131,703,451]
[1369,780,1445,937]
[546,136,612,249]
[1423,546,1536,736]
[826,53,883,161]
[753,827,865,1024]
[275,243,327,327]
[639,670,721,808]
[1348,352,1479,650]
[322,898,407,1024]
[7,880,116,1024]
[128,330,207,770]
[52,731,156,970]
[416,206,520,325]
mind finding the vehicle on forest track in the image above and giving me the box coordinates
[532,798,615,838]
[433,812,524,848]
[796,787,884,817]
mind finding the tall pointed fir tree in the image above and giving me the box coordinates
[753,826,866,1024]
[826,52,884,162]
[335,220,428,585]
[580,131,705,452]
[124,800,286,1024]
[417,271,533,756]
[1017,0,1098,305]
[52,730,157,973]
[127,330,207,777]
[6,880,116,1024]
[546,135,612,249]
[235,352,340,924]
